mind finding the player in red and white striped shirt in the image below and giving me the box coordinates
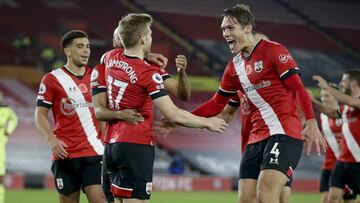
[192,4,326,203]
[314,70,360,203]
[35,30,106,203]
[311,85,357,203]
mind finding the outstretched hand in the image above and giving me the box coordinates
[313,75,329,90]
[206,117,228,133]
[302,119,327,155]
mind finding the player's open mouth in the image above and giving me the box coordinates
[81,56,89,60]
[227,40,235,49]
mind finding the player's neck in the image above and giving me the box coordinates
[124,48,144,59]
[64,63,85,76]
[242,35,260,56]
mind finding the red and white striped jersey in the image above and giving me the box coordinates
[320,113,343,170]
[340,105,360,163]
[103,49,167,145]
[220,39,303,144]
[36,67,104,160]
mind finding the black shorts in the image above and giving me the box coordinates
[102,154,114,203]
[330,161,360,195]
[320,170,332,192]
[104,142,154,200]
[240,134,303,181]
[51,155,102,195]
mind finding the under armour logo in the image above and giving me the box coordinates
[269,158,279,164]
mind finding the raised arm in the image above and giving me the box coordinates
[163,55,191,101]
[313,75,360,110]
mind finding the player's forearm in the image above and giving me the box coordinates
[170,109,209,129]
[192,93,229,117]
[94,105,118,121]
[34,110,56,143]
[217,105,238,123]
[284,74,315,120]
[176,69,191,101]
[312,99,339,119]
[326,87,360,109]
[6,112,18,135]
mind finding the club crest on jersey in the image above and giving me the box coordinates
[39,83,46,94]
[254,61,263,73]
[152,73,163,84]
[90,69,99,81]
[56,178,64,190]
[146,182,152,195]
[78,84,88,93]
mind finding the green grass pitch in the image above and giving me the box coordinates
[5,189,327,203]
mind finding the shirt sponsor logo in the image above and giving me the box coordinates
[254,61,263,73]
[279,54,292,64]
[243,80,271,93]
[60,97,93,116]
[107,59,138,83]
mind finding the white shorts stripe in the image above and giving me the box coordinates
[233,55,285,135]
[320,113,340,159]
[342,106,360,162]
[51,68,104,155]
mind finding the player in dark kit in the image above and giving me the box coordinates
[35,30,106,203]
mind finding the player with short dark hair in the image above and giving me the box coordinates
[35,30,106,203]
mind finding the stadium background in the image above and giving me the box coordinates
[0,0,359,202]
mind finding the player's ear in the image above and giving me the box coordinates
[140,35,145,45]
[244,25,252,34]
[64,47,71,56]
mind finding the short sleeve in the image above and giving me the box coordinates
[91,64,107,96]
[142,68,168,100]
[219,61,238,97]
[228,94,240,107]
[270,44,299,80]
[36,74,56,108]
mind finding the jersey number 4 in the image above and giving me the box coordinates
[107,76,128,110]
[270,142,280,157]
